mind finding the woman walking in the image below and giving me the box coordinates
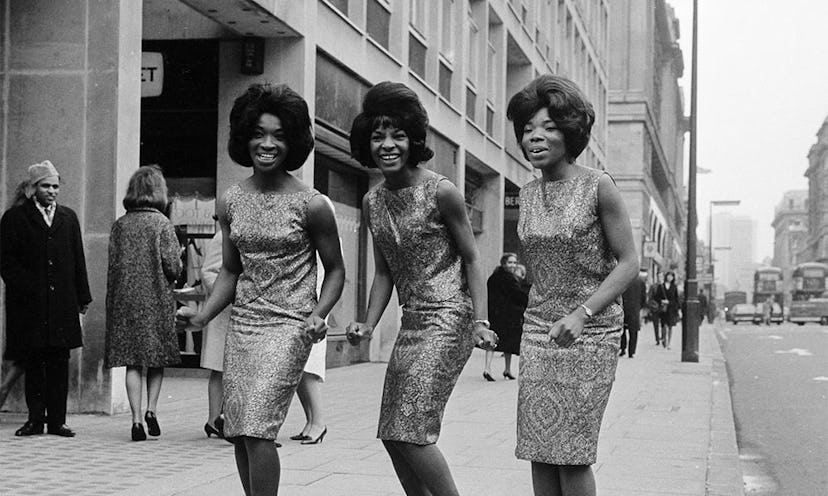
[345,81,497,496]
[177,83,344,496]
[656,271,680,349]
[483,253,528,381]
[507,75,638,495]
[106,166,183,441]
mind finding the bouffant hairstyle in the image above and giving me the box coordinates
[123,165,168,211]
[500,252,518,266]
[506,74,595,161]
[664,271,676,282]
[227,83,314,171]
[349,81,434,169]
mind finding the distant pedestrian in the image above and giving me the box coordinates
[105,166,183,442]
[698,289,709,324]
[762,295,774,326]
[483,253,528,381]
[655,271,680,349]
[176,83,345,495]
[647,272,664,345]
[1,160,92,437]
[507,75,638,495]
[620,269,648,358]
[345,81,497,496]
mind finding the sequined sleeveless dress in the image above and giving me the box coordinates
[222,184,320,440]
[516,167,622,465]
[367,173,474,445]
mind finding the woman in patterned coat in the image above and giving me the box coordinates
[105,166,182,441]
[507,75,638,495]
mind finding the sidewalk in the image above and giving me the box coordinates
[0,322,743,496]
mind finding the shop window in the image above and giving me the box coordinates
[367,0,391,49]
[409,32,427,78]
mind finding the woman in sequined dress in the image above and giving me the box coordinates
[507,75,638,495]
[345,82,498,496]
[177,83,344,496]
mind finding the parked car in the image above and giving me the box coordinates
[731,303,757,325]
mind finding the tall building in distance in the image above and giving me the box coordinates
[712,212,757,299]
[607,0,687,278]
[772,190,808,303]
[805,116,828,262]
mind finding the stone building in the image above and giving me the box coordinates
[0,0,610,413]
[804,116,828,262]
[771,190,808,303]
[607,0,688,280]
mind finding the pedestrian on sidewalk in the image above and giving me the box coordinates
[1,160,92,438]
[620,268,647,358]
[698,288,709,324]
[199,222,229,439]
[105,166,183,442]
[646,272,664,345]
[507,74,638,495]
[483,253,528,381]
[0,180,33,410]
[177,83,345,496]
[345,81,498,496]
[655,271,680,349]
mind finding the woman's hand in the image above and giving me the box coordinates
[304,315,329,343]
[175,306,205,332]
[345,322,374,346]
[473,323,499,350]
[548,311,586,348]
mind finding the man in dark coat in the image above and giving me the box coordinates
[0,161,91,437]
[620,268,648,358]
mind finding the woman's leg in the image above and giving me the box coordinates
[234,440,252,496]
[383,440,432,496]
[665,325,673,349]
[296,372,326,438]
[146,367,164,413]
[504,353,513,375]
[207,370,223,424]
[242,436,280,496]
[531,462,562,496]
[558,464,595,496]
[125,366,143,423]
[0,360,25,409]
[483,350,494,376]
[392,441,459,496]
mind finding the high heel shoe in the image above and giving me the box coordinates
[145,411,160,437]
[204,422,223,438]
[483,371,495,382]
[290,432,311,441]
[301,427,327,445]
[131,423,146,442]
[503,371,516,380]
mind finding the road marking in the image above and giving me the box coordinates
[774,348,813,356]
[813,376,828,382]
[758,335,783,340]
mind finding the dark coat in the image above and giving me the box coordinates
[655,281,680,327]
[487,266,529,355]
[622,276,647,331]
[1,201,92,352]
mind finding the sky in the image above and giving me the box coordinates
[667,0,828,262]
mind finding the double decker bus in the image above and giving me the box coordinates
[789,262,828,325]
[753,266,784,324]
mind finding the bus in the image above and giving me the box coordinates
[753,266,784,323]
[723,291,747,322]
[789,262,828,325]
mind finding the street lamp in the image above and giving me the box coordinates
[708,200,741,305]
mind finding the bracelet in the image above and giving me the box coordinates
[473,319,491,328]
[579,304,594,319]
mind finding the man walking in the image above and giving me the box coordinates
[621,268,648,358]
[698,289,709,325]
[1,161,91,437]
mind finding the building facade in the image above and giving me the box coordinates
[0,0,611,413]
[804,116,828,263]
[771,190,808,304]
[607,0,687,281]
[712,212,757,299]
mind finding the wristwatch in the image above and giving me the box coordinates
[473,319,491,328]
[579,304,594,320]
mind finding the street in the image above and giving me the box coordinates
[716,320,828,495]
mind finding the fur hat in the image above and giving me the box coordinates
[27,160,60,185]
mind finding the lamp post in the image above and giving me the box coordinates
[682,0,700,363]
[708,200,741,312]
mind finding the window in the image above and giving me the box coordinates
[326,0,348,15]
[410,0,426,35]
[486,41,496,99]
[439,59,453,100]
[367,0,391,49]
[485,103,495,136]
[467,13,480,85]
[409,32,427,78]
[440,0,455,60]
[466,86,476,122]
